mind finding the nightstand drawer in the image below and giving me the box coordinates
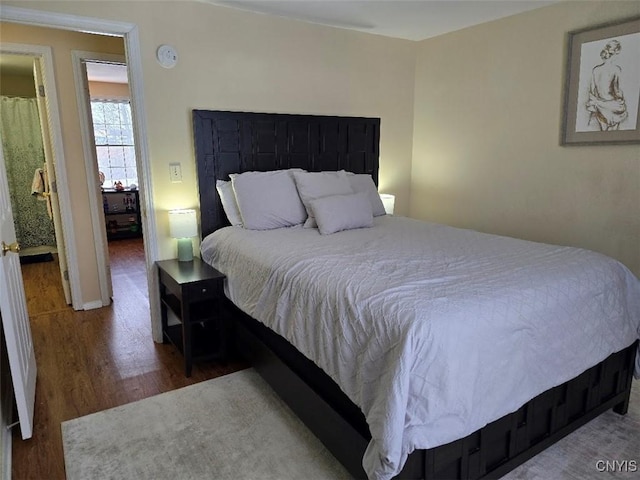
[184,279,223,302]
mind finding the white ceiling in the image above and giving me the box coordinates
[85,62,128,84]
[206,0,558,41]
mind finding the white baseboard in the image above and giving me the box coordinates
[82,300,104,310]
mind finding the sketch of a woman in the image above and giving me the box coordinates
[585,40,628,131]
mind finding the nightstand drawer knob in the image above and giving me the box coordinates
[201,288,207,293]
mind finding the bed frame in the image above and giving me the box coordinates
[192,109,637,479]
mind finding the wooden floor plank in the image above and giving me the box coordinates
[20,253,69,316]
[11,238,246,480]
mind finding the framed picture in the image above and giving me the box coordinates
[561,16,640,145]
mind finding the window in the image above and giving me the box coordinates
[91,100,138,188]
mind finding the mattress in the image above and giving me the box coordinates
[200,215,640,480]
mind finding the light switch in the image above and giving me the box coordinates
[169,162,182,183]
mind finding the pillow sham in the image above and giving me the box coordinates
[215,180,243,227]
[347,174,386,217]
[309,192,373,235]
[230,169,307,230]
[292,170,353,228]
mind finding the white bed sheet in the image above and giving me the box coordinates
[200,216,640,480]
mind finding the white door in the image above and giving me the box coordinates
[33,57,72,304]
[0,142,37,440]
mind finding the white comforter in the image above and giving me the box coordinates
[200,216,640,480]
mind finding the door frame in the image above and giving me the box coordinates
[0,43,82,309]
[1,5,161,340]
[71,51,128,308]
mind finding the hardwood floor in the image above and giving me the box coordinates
[20,254,68,317]
[12,238,247,480]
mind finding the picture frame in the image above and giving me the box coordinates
[561,16,640,145]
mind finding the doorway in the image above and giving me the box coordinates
[0,9,160,339]
[0,52,71,315]
[0,7,158,456]
[79,59,147,303]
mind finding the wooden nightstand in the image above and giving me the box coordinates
[157,257,230,377]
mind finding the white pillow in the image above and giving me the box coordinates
[310,192,373,235]
[292,170,353,228]
[348,174,386,217]
[230,170,307,230]
[215,180,243,227]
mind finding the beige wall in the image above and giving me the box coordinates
[3,0,416,267]
[4,0,638,301]
[411,1,640,276]
[0,22,126,306]
[0,72,35,97]
[88,81,130,100]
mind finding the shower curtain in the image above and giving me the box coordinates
[0,96,56,250]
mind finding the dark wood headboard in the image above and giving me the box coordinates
[192,110,381,238]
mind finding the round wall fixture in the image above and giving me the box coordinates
[156,44,178,68]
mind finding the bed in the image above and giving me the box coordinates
[192,109,640,479]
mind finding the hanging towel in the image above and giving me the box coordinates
[31,166,53,219]
[31,168,45,196]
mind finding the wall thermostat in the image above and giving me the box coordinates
[156,44,178,68]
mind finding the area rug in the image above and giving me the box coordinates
[62,369,350,480]
[63,369,640,480]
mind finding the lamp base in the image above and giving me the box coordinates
[176,238,193,262]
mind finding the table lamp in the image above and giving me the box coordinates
[168,209,197,261]
[379,194,395,215]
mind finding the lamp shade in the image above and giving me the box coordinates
[168,209,197,238]
[379,194,395,215]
